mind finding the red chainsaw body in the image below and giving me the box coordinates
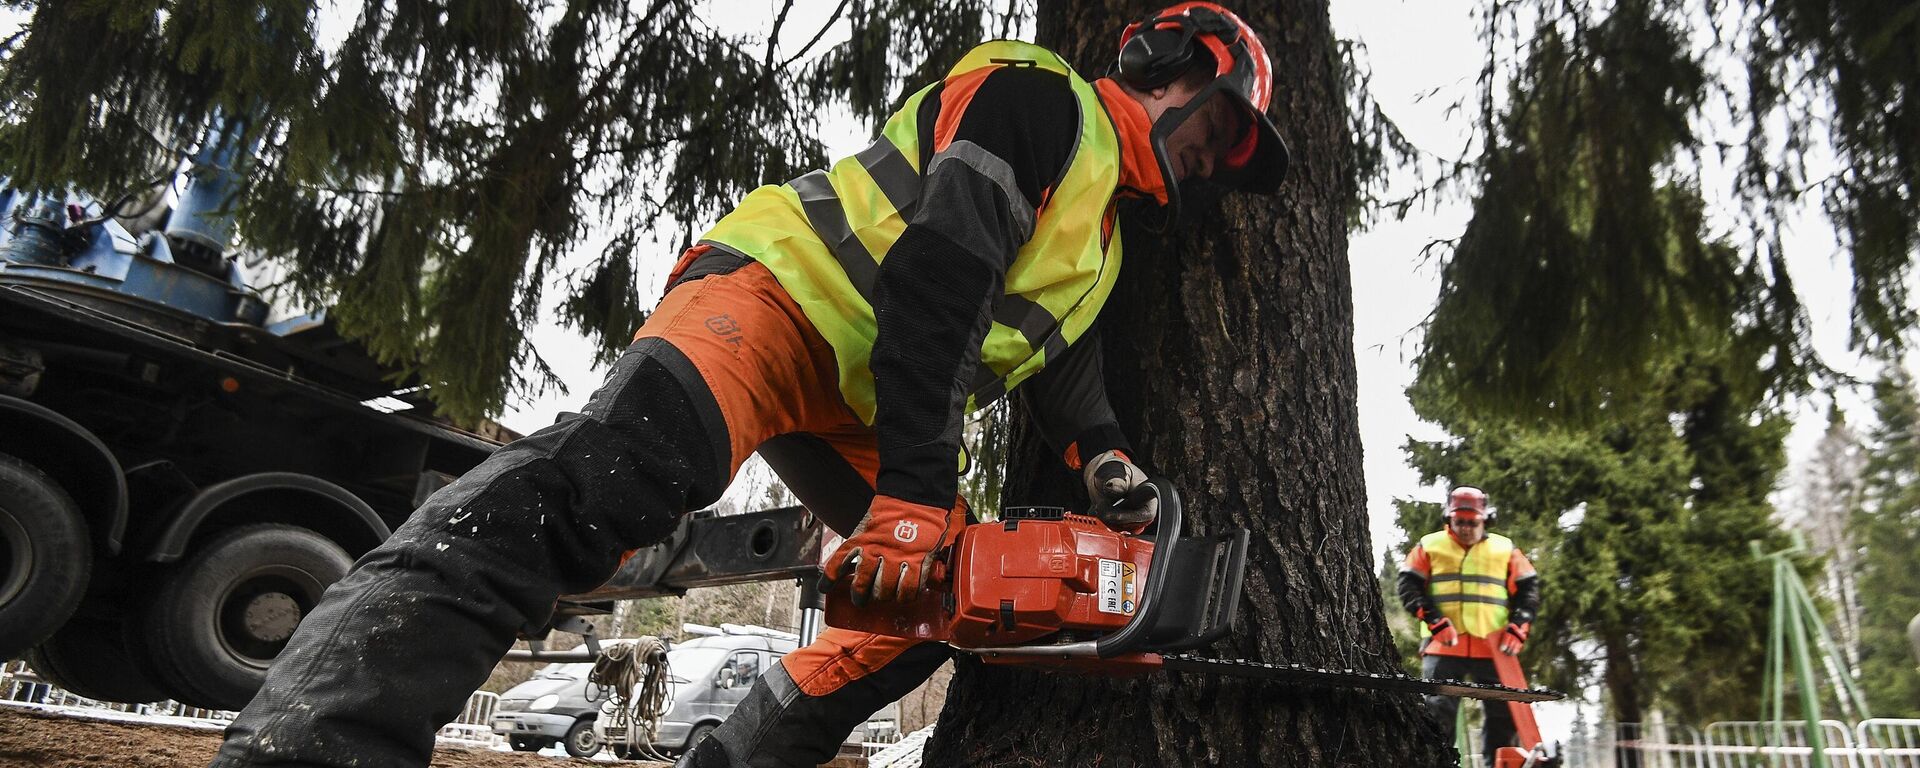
[825,512,1155,647]
[950,513,1153,647]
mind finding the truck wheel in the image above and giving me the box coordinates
[142,524,351,710]
[564,718,602,758]
[507,735,544,752]
[0,452,91,661]
[25,614,168,703]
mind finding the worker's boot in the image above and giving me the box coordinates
[677,631,950,768]
[210,339,729,768]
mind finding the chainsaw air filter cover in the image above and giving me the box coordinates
[947,512,1153,648]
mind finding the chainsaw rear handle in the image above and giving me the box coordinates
[1109,481,1160,520]
[1094,478,1181,657]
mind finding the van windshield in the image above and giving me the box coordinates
[533,662,593,681]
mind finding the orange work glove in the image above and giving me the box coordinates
[824,496,966,605]
[1426,616,1461,648]
[1498,621,1530,655]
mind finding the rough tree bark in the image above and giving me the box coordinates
[922,1,1455,765]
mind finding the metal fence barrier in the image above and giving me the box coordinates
[1702,720,1865,768]
[1857,719,1920,768]
[1611,722,1711,768]
[436,690,504,748]
[4,659,504,750]
[1549,718,1920,768]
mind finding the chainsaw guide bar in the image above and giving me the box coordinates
[1158,653,1562,702]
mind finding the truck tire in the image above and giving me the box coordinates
[24,614,168,703]
[0,451,91,661]
[563,717,602,758]
[141,524,351,710]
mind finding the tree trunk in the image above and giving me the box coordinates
[923,1,1454,765]
[1606,636,1643,768]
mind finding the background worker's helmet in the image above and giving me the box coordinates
[1114,2,1290,205]
[1443,486,1494,526]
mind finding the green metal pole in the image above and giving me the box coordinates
[1785,563,1874,720]
[1785,571,1831,768]
[1758,556,1789,768]
[1766,558,1787,753]
[1456,701,1471,768]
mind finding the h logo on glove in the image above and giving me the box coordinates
[824,496,968,605]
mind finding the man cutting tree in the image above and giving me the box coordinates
[211,4,1288,766]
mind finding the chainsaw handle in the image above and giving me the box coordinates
[1110,482,1159,518]
[1093,477,1181,659]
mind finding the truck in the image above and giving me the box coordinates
[0,124,509,711]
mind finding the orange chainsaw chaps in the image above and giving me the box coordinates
[1489,648,1543,750]
[1493,747,1533,768]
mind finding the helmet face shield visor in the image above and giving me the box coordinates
[1145,79,1288,193]
[1211,84,1287,193]
[1127,3,1290,206]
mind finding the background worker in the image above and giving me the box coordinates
[1398,486,1543,764]
[210,3,1289,767]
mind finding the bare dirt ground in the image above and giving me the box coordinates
[0,707,670,768]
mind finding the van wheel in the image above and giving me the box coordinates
[684,723,717,754]
[0,452,90,661]
[25,613,167,703]
[563,718,601,758]
[141,524,351,710]
[508,736,545,752]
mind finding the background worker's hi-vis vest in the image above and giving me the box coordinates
[697,40,1123,424]
[1419,530,1515,638]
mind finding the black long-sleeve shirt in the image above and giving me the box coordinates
[870,66,1131,507]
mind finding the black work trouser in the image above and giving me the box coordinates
[1423,654,1517,767]
[209,339,729,767]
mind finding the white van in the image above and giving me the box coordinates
[598,625,798,759]
[594,624,904,760]
[490,659,607,757]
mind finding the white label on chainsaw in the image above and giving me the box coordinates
[1098,559,1137,615]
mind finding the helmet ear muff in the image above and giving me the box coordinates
[1117,22,1198,91]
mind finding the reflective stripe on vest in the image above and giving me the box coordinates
[1419,530,1515,638]
[696,40,1123,424]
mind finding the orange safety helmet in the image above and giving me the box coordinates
[1114,2,1290,218]
[1443,486,1494,526]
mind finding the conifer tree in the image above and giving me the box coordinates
[1794,408,1867,673]
[1422,0,1916,419]
[1398,351,1792,726]
[1854,366,1920,716]
[0,0,1008,423]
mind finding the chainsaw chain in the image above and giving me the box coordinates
[1159,653,1563,703]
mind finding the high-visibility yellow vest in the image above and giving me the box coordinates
[1419,530,1514,637]
[697,40,1123,424]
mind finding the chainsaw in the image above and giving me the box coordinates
[826,478,1562,704]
